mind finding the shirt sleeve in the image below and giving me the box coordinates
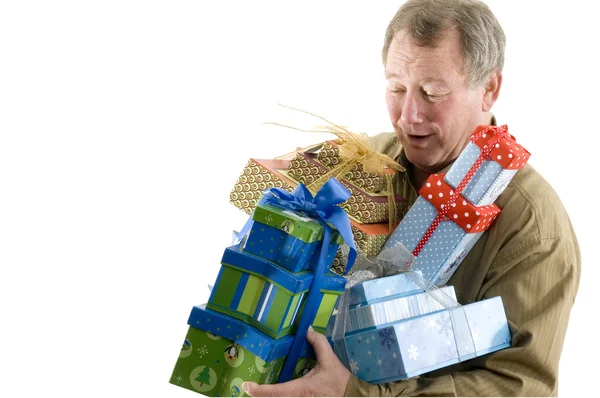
[344,203,581,396]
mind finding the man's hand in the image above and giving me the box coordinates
[242,326,351,397]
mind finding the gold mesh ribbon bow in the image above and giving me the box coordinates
[267,105,406,231]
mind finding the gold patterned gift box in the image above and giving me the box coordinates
[316,140,395,193]
[230,159,296,215]
[229,158,392,261]
[287,151,406,225]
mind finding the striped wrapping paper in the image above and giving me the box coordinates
[208,246,346,339]
[346,286,457,333]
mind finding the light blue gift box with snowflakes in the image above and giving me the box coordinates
[341,296,511,383]
[347,271,424,309]
[326,271,425,339]
[345,285,457,333]
[330,285,457,368]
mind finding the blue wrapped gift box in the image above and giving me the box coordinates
[189,304,294,361]
[383,195,497,286]
[340,296,511,383]
[460,296,512,356]
[207,246,346,339]
[445,142,518,206]
[445,125,530,206]
[243,203,343,273]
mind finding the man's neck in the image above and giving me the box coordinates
[410,167,432,190]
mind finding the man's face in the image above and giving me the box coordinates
[385,28,487,173]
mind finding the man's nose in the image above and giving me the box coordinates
[400,92,424,125]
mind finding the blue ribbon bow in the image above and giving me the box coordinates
[237,177,356,382]
[237,178,357,273]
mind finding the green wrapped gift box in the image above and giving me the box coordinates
[207,246,346,339]
[170,305,316,397]
[244,203,344,273]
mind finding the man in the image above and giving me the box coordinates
[243,0,580,396]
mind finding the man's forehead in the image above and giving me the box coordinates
[385,64,460,87]
[385,30,465,84]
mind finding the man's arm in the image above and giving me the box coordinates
[243,225,579,397]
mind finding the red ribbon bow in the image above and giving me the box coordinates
[412,125,514,257]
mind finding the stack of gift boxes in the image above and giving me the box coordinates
[329,272,512,382]
[171,123,531,392]
[170,183,352,396]
[327,125,531,382]
[229,139,408,275]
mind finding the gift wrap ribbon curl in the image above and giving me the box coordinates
[267,104,406,232]
[237,177,357,382]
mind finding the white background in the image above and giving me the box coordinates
[0,1,596,397]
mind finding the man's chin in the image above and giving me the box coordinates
[405,154,442,174]
[405,151,431,167]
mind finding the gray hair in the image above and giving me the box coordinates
[382,0,506,88]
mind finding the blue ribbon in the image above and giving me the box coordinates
[236,178,357,274]
[237,178,356,382]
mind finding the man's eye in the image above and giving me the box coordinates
[425,92,445,102]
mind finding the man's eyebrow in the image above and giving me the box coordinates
[384,73,448,87]
[422,78,448,86]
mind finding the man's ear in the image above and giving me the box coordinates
[482,71,502,112]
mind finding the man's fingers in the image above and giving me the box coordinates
[306,325,334,364]
[243,378,308,397]
[242,328,336,396]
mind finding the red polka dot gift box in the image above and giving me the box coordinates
[445,125,530,206]
[383,125,530,286]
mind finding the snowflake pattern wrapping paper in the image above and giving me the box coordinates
[460,296,512,356]
[207,246,345,339]
[383,125,530,286]
[341,296,511,383]
[170,305,316,397]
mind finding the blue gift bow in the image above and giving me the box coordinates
[236,177,357,382]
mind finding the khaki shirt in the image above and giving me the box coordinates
[344,132,581,397]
